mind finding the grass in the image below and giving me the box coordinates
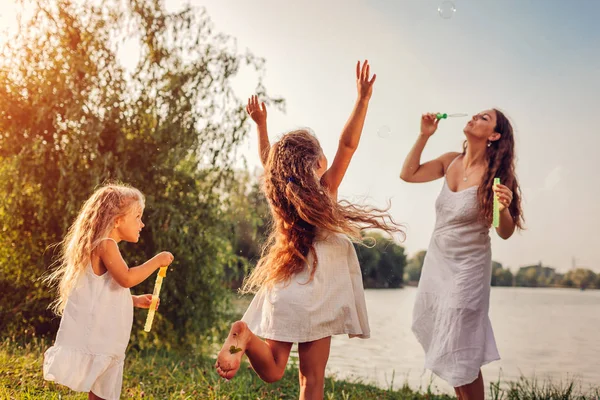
[0,337,452,400]
[1,337,598,400]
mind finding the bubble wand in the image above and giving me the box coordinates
[144,266,168,332]
[493,178,501,228]
[436,113,468,119]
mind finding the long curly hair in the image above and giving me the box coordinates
[464,109,524,229]
[242,130,404,293]
[45,183,145,315]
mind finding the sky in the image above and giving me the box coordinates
[2,0,599,272]
[176,0,600,273]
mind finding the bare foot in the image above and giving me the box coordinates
[215,321,251,380]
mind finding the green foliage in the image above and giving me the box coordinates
[355,233,407,288]
[561,268,598,289]
[404,250,427,283]
[0,0,283,348]
[491,261,514,287]
[221,168,271,289]
[1,338,461,399]
[494,263,599,289]
[515,264,558,288]
[497,375,600,400]
[3,338,599,399]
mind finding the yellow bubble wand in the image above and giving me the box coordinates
[144,266,168,332]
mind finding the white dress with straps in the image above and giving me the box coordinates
[411,156,500,387]
[43,238,133,400]
[242,230,370,343]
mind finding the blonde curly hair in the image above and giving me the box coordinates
[46,183,144,315]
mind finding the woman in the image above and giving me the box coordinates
[400,110,524,400]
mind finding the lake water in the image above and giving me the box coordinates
[312,287,600,395]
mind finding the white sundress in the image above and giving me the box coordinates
[242,229,370,343]
[411,157,500,387]
[43,238,133,400]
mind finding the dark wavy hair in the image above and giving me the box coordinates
[463,109,524,229]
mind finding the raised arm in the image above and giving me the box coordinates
[400,113,459,183]
[321,60,376,196]
[96,240,174,289]
[246,95,270,167]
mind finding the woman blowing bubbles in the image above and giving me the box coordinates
[401,109,524,400]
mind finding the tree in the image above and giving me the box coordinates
[404,250,426,283]
[491,262,514,287]
[0,0,282,347]
[562,268,597,290]
[515,263,557,288]
[355,232,406,288]
[222,168,270,288]
[515,266,539,287]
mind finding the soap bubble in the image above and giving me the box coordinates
[438,1,456,19]
[377,125,391,138]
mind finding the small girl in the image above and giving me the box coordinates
[43,183,174,400]
[215,60,403,400]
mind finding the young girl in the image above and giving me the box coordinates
[215,60,403,400]
[43,183,174,400]
[401,111,524,400]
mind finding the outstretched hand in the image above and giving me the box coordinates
[246,95,267,126]
[356,60,376,101]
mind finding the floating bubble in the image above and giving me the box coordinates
[377,125,391,138]
[438,1,456,19]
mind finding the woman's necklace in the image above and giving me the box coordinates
[463,158,477,182]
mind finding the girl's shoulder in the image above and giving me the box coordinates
[94,237,119,254]
[315,229,352,248]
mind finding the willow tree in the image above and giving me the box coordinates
[0,0,283,347]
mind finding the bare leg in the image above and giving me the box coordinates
[88,392,105,400]
[454,387,463,400]
[297,337,331,400]
[455,370,484,400]
[215,321,292,382]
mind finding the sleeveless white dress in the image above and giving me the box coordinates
[412,157,500,387]
[43,238,133,400]
[242,230,370,343]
